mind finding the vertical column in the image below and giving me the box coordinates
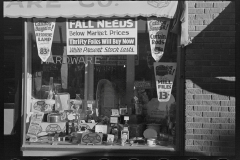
[126,55,135,105]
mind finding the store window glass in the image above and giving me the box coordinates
[25,17,178,151]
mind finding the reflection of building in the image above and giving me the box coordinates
[4,1,238,158]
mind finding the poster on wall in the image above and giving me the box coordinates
[154,62,176,102]
[66,18,137,55]
[33,18,56,62]
[147,18,170,62]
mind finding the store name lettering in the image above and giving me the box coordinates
[6,1,114,8]
[41,56,101,65]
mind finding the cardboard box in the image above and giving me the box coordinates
[55,93,70,111]
[38,122,66,136]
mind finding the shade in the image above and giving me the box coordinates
[4,1,178,18]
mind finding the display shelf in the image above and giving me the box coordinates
[22,141,176,156]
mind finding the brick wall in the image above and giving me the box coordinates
[185,1,235,156]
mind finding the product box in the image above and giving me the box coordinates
[38,122,66,136]
[31,99,55,113]
[81,132,103,145]
[55,93,70,111]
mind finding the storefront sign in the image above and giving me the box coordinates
[33,18,55,62]
[66,18,137,55]
[147,18,170,62]
[27,112,44,137]
[4,1,178,19]
[154,62,176,102]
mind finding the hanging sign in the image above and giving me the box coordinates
[33,18,56,62]
[66,18,137,55]
[147,18,170,62]
[154,62,176,102]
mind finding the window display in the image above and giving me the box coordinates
[23,17,178,151]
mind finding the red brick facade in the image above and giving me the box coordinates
[185,1,235,156]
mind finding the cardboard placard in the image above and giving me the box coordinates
[95,125,108,134]
[147,18,170,62]
[27,112,44,137]
[31,99,55,113]
[38,122,66,136]
[33,18,55,62]
[154,62,176,102]
[66,18,137,55]
[81,132,103,145]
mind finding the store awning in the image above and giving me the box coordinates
[4,1,178,18]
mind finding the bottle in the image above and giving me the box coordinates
[111,125,119,142]
[121,117,129,142]
[47,77,54,99]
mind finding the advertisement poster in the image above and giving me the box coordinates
[27,112,44,137]
[147,18,170,62]
[154,62,176,102]
[33,18,56,62]
[66,18,137,55]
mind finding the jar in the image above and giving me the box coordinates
[47,111,62,123]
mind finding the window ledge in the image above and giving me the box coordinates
[22,142,177,156]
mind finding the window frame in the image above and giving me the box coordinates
[21,17,185,156]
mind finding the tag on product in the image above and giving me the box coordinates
[33,18,56,62]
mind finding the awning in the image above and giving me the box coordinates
[4,1,178,19]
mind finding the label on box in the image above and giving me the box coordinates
[95,125,108,134]
[110,116,118,124]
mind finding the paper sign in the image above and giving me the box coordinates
[33,18,55,62]
[147,18,170,62]
[66,18,137,55]
[27,112,44,137]
[95,125,108,134]
[154,62,176,102]
[111,109,119,116]
[124,116,129,121]
[110,116,118,124]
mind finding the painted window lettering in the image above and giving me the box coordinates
[6,1,113,8]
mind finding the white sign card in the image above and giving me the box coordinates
[147,18,170,62]
[95,125,108,134]
[33,18,56,62]
[27,112,44,137]
[110,116,118,124]
[111,109,119,116]
[66,18,137,55]
[154,62,176,102]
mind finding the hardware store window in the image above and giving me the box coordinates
[22,15,180,155]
